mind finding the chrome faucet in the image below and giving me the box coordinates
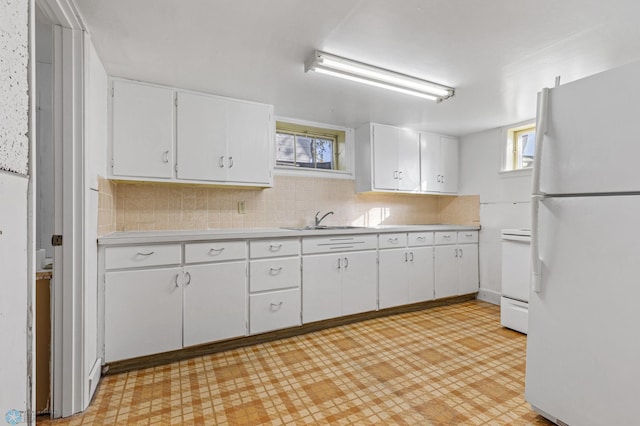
[315,211,334,227]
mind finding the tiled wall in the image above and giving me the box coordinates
[97,175,479,235]
[98,177,117,236]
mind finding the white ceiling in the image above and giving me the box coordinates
[74,0,640,136]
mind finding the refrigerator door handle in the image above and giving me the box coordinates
[531,87,549,197]
[531,195,543,293]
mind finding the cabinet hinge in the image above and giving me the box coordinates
[175,96,178,107]
[175,163,178,173]
[111,158,114,169]
[111,87,114,97]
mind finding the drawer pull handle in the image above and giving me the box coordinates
[270,302,283,311]
[466,233,473,237]
[184,271,192,286]
[389,237,398,243]
[208,248,225,255]
[416,236,425,241]
[137,251,155,256]
[269,244,282,251]
[443,235,451,239]
[269,267,283,274]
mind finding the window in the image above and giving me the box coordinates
[504,123,536,171]
[276,131,336,169]
[275,120,350,175]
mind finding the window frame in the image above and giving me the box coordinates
[501,120,536,173]
[276,129,338,170]
[274,117,354,179]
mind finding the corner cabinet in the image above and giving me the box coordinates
[110,78,274,187]
[355,123,420,193]
[420,133,459,194]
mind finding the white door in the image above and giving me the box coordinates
[302,254,342,323]
[372,124,400,190]
[226,101,272,184]
[439,136,458,193]
[420,132,440,192]
[104,267,183,361]
[526,195,640,426]
[396,129,420,191]
[183,262,246,347]
[378,249,408,309]
[342,251,377,315]
[434,245,458,298]
[111,80,174,178]
[176,92,227,181]
[539,61,640,195]
[408,247,434,303]
[457,244,478,295]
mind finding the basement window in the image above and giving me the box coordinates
[275,119,352,177]
[504,122,536,171]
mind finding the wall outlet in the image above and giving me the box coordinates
[237,201,246,214]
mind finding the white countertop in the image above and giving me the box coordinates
[98,224,480,246]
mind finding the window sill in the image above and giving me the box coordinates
[498,168,533,178]
[273,166,354,180]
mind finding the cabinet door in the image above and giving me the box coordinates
[342,251,378,315]
[112,80,174,179]
[302,254,342,323]
[176,92,227,181]
[183,262,247,347]
[396,129,420,191]
[420,132,441,192]
[408,246,435,303]
[434,245,458,299]
[105,267,182,362]
[372,124,401,190]
[440,136,458,193]
[457,243,479,295]
[226,101,272,184]
[378,249,409,309]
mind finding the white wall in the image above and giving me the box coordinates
[0,0,31,420]
[459,126,532,304]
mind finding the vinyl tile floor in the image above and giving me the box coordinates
[39,301,553,425]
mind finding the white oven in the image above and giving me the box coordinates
[500,228,531,334]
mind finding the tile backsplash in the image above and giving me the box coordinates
[97,175,479,235]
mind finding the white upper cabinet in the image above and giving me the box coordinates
[176,92,272,185]
[110,79,274,187]
[420,133,458,194]
[111,80,174,179]
[356,123,457,194]
[176,92,227,181]
[355,123,420,193]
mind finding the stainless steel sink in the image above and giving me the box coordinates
[281,225,366,231]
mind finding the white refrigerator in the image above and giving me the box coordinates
[526,60,640,425]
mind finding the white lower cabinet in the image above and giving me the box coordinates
[302,250,377,323]
[105,267,183,362]
[379,234,434,309]
[183,262,247,347]
[434,231,479,298]
[250,288,301,335]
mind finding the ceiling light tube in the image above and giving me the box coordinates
[305,50,454,102]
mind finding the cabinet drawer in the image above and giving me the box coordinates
[408,232,434,247]
[250,238,299,259]
[435,231,457,245]
[457,231,478,244]
[250,257,300,292]
[185,241,246,263]
[105,244,182,270]
[249,288,301,334]
[378,233,408,249]
[302,234,377,254]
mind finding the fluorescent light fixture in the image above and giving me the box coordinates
[305,50,455,102]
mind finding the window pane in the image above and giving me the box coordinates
[519,130,536,168]
[295,136,314,168]
[314,138,334,170]
[276,133,295,166]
